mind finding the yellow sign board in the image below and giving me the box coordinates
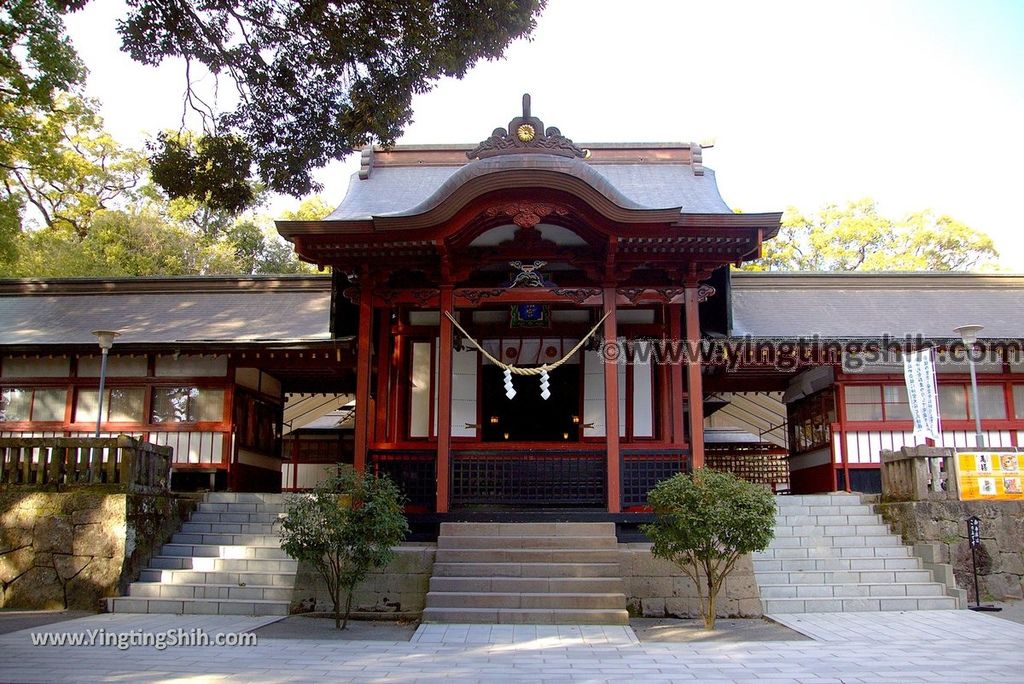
[954,451,1024,501]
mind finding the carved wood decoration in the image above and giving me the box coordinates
[458,288,505,305]
[467,94,589,160]
[617,287,647,304]
[484,202,570,229]
[696,284,717,303]
[552,288,601,304]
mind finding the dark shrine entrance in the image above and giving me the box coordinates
[481,365,581,442]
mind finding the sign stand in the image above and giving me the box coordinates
[967,516,1002,612]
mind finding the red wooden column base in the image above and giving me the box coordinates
[603,287,621,513]
[436,287,454,513]
[684,284,705,470]
[353,281,373,474]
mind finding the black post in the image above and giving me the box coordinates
[968,516,981,606]
[967,515,1002,612]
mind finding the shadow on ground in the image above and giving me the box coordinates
[0,609,96,635]
[631,617,810,642]
[254,615,419,641]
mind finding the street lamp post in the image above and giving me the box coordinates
[953,324,985,449]
[91,330,121,438]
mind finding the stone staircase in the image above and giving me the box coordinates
[106,493,296,616]
[422,522,629,624]
[754,493,958,613]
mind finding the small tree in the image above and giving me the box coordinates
[279,467,409,629]
[641,469,776,630]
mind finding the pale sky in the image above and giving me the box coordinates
[64,0,1024,268]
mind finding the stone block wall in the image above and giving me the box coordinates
[620,543,763,618]
[0,490,194,610]
[877,500,1024,601]
[290,544,435,617]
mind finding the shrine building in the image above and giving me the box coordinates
[3,97,1024,527]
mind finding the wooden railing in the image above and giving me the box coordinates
[0,436,172,493]
[880,446,957,501]
[369,449,436,512]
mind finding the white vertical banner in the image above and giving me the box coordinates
[903,348,940,441]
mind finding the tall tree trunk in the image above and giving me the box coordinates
[704,573,717,630]
[342,584,355,630]
[334,582,342,629]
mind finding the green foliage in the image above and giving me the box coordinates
[279,467,409,629]
[641,470,776,630]
[1,0,85,110]
[747,198,999,272]
[148,132,259,216]
[1,95,145,237]
[117,0,545,197]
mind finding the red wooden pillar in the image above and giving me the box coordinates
[353,282,374,474]
[668,303,686,447]
[373,308,390,447]
[436,286,454,513]
[603,287,621,513]
[684,285,705,470]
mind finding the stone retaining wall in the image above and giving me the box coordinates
[290,544,436,616]
[620,544,763,618]
[877,500,1024,601]
[0,490,194,610]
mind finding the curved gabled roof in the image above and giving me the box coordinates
[324,146,731,222]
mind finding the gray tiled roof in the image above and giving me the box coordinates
[325,157,731,221]
[0,281,332,346]
[3,273,1022,349]
[730,273,1024,339]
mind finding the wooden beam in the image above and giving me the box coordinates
[684,285,705,470]
[353,283,373,473]
[436,287,454,513]
[603,287,621,513]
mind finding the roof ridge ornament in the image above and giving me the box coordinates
[467,94,590,160]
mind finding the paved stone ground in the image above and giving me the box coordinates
[0,611,1021,682]
[766,609,1024,643]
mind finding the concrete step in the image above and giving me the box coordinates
[775,494,865,505]
[139,568,297,586]
[160,544,290,560]
[429,576,624,593]
[771,524,890,538]
[188,512,283,524]
[753,569,934,585]
[439,522,616,537]
[754,546,912,560]
[765,534,904,549]
[432,562,622,578]
[425,591,626,610]
[106,596,289,616]
[197,502,285,514]
[180,522,280,535]
[420,606,630,625]
[148,556,297,573]
[775,514,883,526]
[754,556,922,572]
[171,532,282,546]
[204,493,286,504]
[129,582,294,601]
[758,582,948,599]
[437,535,619,550]
[434,548,622,564]
[762,596,958,614]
